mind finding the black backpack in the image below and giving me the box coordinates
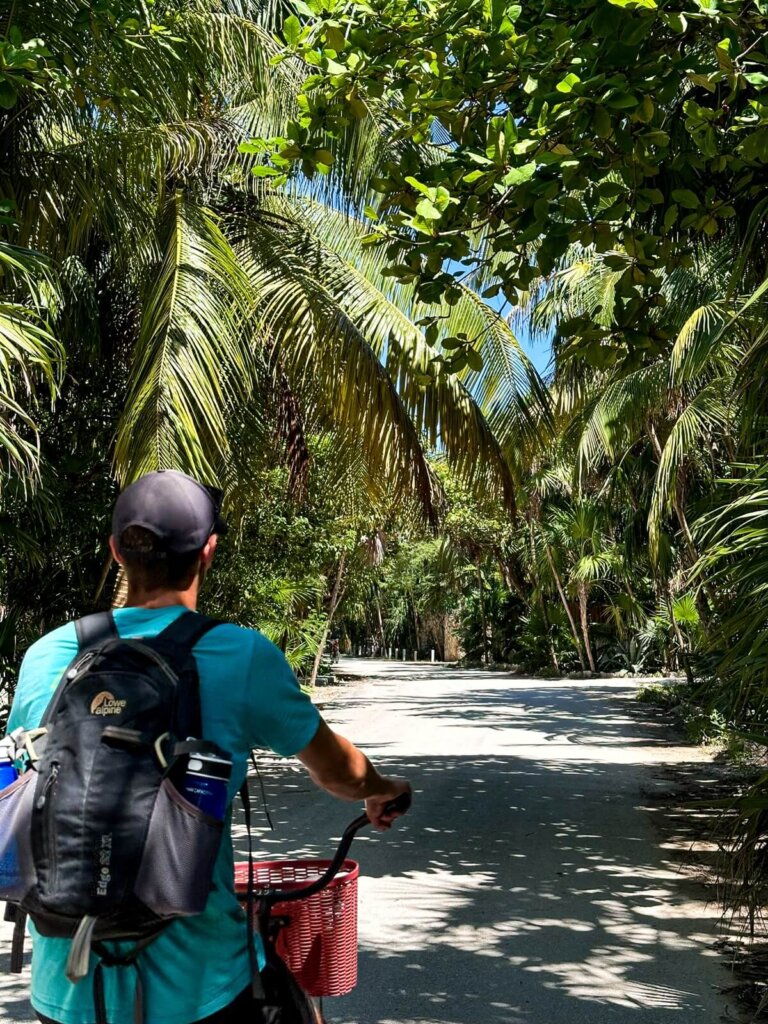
[0,610,237,1013]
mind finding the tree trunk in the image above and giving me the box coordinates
[94,551,115,606]
[545,545,585,671]
[411,596,420,653]
[498,557,529,606]
[309,551,347,688]
[577,581,596,674]
[525,515,558,670]
[538,595,560,673]
[647,419,698,563]
[477,564,490,664]
[375,592,385,649]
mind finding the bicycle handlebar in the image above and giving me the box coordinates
[260,791,412,907]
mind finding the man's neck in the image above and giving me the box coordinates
[124,588,198,610]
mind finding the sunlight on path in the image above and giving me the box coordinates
[308,662,729,1024]
[0,661,733,1024]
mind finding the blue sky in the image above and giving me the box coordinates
[518,320,552,377]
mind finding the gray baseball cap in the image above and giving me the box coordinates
[112,470,228,555]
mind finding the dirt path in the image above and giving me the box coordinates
[0,660,734,1023]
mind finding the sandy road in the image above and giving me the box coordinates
[0,660,733,1023]
[243,661,733,1024]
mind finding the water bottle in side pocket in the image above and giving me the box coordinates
[0,740,18,790]
[181,752,231,820]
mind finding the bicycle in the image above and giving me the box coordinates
[235,792,411,1024]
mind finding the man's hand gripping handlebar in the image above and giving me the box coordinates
[365,780,412,831]
[262,789,412,907]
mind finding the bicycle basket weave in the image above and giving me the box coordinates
[234,859,359,997]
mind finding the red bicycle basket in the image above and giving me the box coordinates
[234,860,359,997]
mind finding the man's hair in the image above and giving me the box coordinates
[119,525,203,591]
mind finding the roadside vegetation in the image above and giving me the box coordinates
[5,0,768,927]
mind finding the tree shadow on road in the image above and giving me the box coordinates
[317,682,682,749]
[234,748,733,1024]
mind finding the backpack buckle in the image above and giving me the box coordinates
[9,726,47,767]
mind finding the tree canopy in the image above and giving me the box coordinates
[259,0,768,367]
[5,0,768,921]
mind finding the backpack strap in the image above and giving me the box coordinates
[92,936,157,1024]
[4,905,27,974]
[40,614,119,728]
[240,776,266,1001]
[155,611,220,650]
[75,612,118,652]
[155,611,223,768]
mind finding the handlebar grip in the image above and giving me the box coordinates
[259,790,413,907]
[383,791,412,816]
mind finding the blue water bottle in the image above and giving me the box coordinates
[182,753,231,819]
[0,740,17,790]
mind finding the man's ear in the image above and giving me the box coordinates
[201,534,218,569]
[109,536,125,566]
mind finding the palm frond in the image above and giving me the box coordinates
[0,242,62,483]
[575,362,667,473]
[230,202,521,510]
[114,192,254,484]
[648,381,732,560]
[669,301,736,384]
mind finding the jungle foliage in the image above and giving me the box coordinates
[255,0,768,704]
[0,0,541,700]
[6,0,768,919]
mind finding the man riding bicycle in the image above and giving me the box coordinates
[7,470,411,1024]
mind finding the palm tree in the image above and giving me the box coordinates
[520,241,739,563]
[0,242,62,483]
[1,0,546,522]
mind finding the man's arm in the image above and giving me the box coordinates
[296,718,411,831]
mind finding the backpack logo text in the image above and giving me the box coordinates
[90,691,127,716]
[96,833,113,896]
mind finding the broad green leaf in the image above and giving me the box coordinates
[593,107,612,139]
[466,346,484,372]
[739,126,768,163]
[405,176,434,198]
[416,198,442,220]
[0,80,17,109]
[557,72,581,94]
[604,91,640,110]
[502,162,536,186]
[671,189,700,209]
[282,14,301,48]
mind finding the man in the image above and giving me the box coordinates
[8,469,411,1024]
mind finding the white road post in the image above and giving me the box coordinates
[431,649,435,663]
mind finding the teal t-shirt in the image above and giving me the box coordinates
[7,606,322,1024]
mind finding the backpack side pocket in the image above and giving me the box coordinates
[134,779,223,918]
[0,772,37,901]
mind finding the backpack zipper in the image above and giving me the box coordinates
[36,763,59,810]
[37,762,60,889]
[67,640,178,689]
[65,650,98,683]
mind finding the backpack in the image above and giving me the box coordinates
[0,609,241,1017]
